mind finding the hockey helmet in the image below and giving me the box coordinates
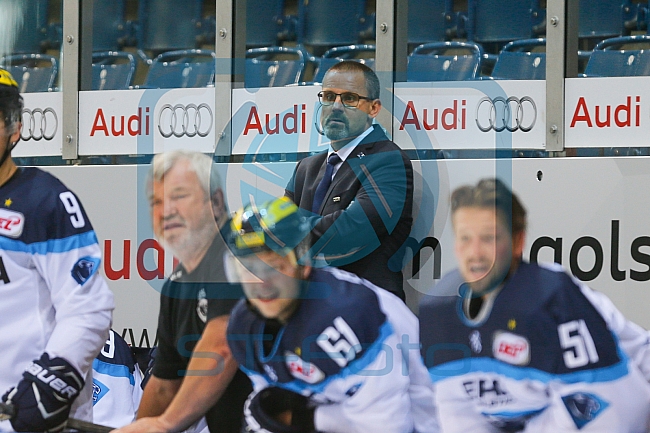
[0,68,18,88]
[227,196,311,258]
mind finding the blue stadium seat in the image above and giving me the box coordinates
[407,41,481,81]
[11,0,53,54]
[92,51,136,90]
[297,0,368,54]
[583,35,650,77]
[408,0,459,47]
[312,45,375,83]
[491,38,546,80]
[136,0,205,61]
[245,47,305,88]
[93,0,129,52]
[467,0,541,45]
[0,54,57,92]
[142,49,215,88]
[579,0,629,40]
[247,0,291,48]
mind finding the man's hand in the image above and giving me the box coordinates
[2,353,84,432]
[111,416,174,433]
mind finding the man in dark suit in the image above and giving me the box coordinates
[285,61,413,300]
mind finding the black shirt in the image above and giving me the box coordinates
[152,233,251,433]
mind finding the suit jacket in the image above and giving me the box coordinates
[286,124,414,300]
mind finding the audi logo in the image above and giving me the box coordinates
[21,108,58,141]
[475,96,537,133]
[157,103,213,138]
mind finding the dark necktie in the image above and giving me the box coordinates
[311,152,341,213]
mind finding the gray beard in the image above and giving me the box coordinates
[324,123,349,141]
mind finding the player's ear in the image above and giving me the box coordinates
[211,189,225,217]
[367,99,381,118]
[9,122,20,145]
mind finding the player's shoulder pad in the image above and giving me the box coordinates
[301,268,388,346]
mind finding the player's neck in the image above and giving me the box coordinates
[0,158,17,188]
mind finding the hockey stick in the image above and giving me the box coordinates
[0,402,114,433]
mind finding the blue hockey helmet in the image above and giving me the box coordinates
[227,196,311,258]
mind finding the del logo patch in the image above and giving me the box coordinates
[285,351,325,384]
[0,208,24,238]
[492,331,530,365]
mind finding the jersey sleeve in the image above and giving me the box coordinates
[313,328,415,433]
[35,188,113,377]
[535,266,650,431]
[573,278,650,382]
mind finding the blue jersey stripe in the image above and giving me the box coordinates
[0,231,99,254]
[93,359,135,385]
[429,356,629,384]
[241,320,395,394]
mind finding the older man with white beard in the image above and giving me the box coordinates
[115,150,250,433]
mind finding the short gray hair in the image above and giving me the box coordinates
[146,150,223,203]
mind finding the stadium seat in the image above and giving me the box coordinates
[92,0,129,52]
[0,53,57,92]
[136,0,205,61]
[246,0,292,48]
[10,0,52,54]
[92,51,136,90]
[142,49,215,89]
[312,45,375,83]
[583,35,650,77]
[491,38,546,80]
[245,46,305,88]
[408,0,454,47]
[297,0,368,55]
[579,0,630,41]
[467,0,542,47]
[407,42,481,81]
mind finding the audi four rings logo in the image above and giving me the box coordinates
[21,108,58,141]
[157,103,213,138]
[475,96,537,133]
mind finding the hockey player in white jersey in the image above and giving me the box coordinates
[0,68,114,432]
[92,329,143,428]
[419,178,650,432]
[224,196,439,433]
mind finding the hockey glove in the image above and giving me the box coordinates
[2,353,84,432]
[244,387,317,433]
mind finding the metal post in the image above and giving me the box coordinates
[545,0,578,153]
[375,0,404,136]
[62,0,81,159]
[214,0,241,156]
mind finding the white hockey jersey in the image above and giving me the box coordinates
[420,261,650,432]
[0,167,114,430]
[92,330,143,428]
[228,267,439,433]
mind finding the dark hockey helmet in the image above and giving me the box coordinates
[227,196,311,258]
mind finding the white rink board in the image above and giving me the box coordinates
[393,80,546,150]
[43,157,650,344]
[566,77,650,148]
[78,88,216,155]
[13,92,62,157]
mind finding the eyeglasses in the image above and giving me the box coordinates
[317,91,373,108]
